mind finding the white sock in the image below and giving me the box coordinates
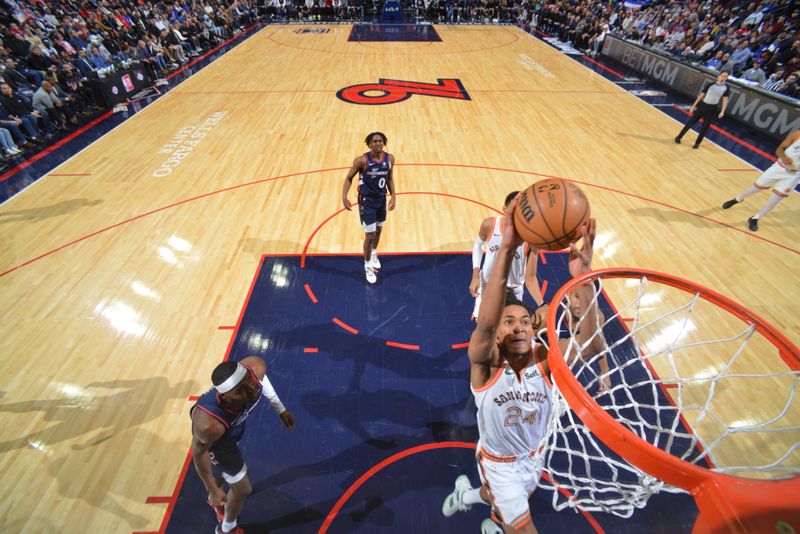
[371,248,377,257]
[221,519,237,532]
[755,193,783,219]
[737,185,762,202]
[463,487,488,506]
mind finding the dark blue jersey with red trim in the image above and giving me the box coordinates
[190,364,263,442]
[358,151,391,198]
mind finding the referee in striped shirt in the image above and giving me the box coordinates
[761,69,786,92]
[674,71,730,149]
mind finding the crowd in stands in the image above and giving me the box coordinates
[0,0,258,168]
[0,0,797,176]
[531,1,798,99]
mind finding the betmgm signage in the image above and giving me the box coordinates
[603,35,800,139]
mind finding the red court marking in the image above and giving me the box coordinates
[187,395,200,401]
[48,173,91,176]
[304,283,319,303]
[145,496,172,504]
[319,441,602,534]
[0,24,260,186]
[717,168,759,172]
[304,347,319,353]
[0,110,114,183]
[541,472,605,533]
[6,163,798,280]
[301,191,503,268]
[332,317,359,335]
[166,22,261,81]
[671,106,778,162]
[451,342,470,349]
[622,317,634,322]
[0,166,348,278]
[318,442,476,534]
[385,341,421,350]
[142,256,266,533]
[663,383,679,389]
[153,451,194,534]
[581,55,624,78]
[217,325,235,330]
[540,279,549,296]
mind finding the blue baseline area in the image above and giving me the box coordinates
[348,23,442,42]
[166,253,697,533]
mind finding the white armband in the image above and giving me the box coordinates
[472,236,485,269]
[261,374,286,414]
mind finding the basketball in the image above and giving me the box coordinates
[512,179,591,250]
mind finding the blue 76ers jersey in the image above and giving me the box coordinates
[190,364,263,442]
[358,151,391,198]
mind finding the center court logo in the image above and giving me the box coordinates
[336,78,470,105]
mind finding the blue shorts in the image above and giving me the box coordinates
[359,195,386,233]
[208,433,247,484]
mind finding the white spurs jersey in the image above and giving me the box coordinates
[779,137,800,172]
[480,217,528,290]
[472,354,552,459]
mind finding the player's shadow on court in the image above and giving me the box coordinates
[0,198,103,223]
[304,255,440,283]
[300,388,475,451]
[0,376,198,453]
[45,429,175,530]
[626,206,713,228]
[245,436,479,532]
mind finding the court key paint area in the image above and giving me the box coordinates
[163,253,698,533]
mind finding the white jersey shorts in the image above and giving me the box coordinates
[755,163,800,196]
[476,447,543,529]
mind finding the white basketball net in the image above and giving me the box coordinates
[535,274,800,518]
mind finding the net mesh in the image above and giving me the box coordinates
[535,273,800,518]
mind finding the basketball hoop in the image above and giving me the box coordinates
[541,268,800,533]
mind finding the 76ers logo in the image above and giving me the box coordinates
[337,78,470,105]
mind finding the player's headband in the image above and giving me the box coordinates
[215,364,247,394]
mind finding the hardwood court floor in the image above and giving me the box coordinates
[0,24,797,532]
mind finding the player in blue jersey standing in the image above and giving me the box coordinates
[342,131,396,284]
[190,356,295,534]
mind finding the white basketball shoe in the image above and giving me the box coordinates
[481,518,504,533]
[365,264,377,284]
[442,474,473,517]
[370,251,381,269]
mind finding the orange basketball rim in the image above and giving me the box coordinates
[547,268,800,534]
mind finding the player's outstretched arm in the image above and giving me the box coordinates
[468,196,524,388]
[342,156,363,210]
[191,411,226,506]
[565,219,601,354]
[387,153,396,211]
[239,355,295,429]
[469,217,493,298]
[524,244,544,307]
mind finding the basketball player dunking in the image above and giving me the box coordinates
[191,357,295,534]
[471,192,543,321]
[342,132,396,284]
[444,197,600,534]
